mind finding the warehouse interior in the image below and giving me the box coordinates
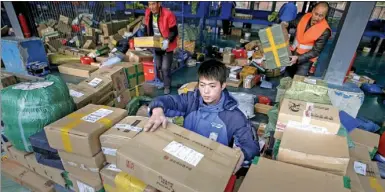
[1,1,385,192]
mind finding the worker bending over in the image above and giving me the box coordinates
[144,59,260,173]
[283,1,331,77]
[144,2,178,94]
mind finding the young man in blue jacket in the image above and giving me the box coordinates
[144,59,260,173]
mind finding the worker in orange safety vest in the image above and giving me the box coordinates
[282,1,331,77]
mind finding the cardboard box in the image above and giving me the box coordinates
[243,75,256,89]
[100,20,130,36]
[37,24,48,37]
[93,66,129,95]
[25,153,66,186]
[58,63,99,78]
[133,36,163,48]
[258,24,291,69]
[100,116,145,164]
[349,143,372,162]
[109,34,123,45]
[58,150,105,180]
[275,98,340,139]
[57,22,72,34]
[100,164,121,191]
[96,91,115,105]
[349,128,380,159]
[254,103,273,114]
[7,146,32,168]
[99,35,109,45]
[69,172,104,192]
[226,78,242,88]
[238,157,351,192]
[126,50,154,63]
[127,16,144,32]
[83,40,96,49]
[231,28,242,37]
[136,105,149,117]
[78,76,113,99]
[178,82,198,95]
[114,89,131,109]
[91,62,102,68]
[117,28,128,36]
[58,46,90,57]
[67,83,97,109]
[116,118,241,192]
[277,127,350,176]
[2,159,55,192]
[113,62,145,88]
[235,58,248,67]
[59,15,71,25]
[0,73,18,89]
[240,66,257,81]
[129,84,145,98]
[223,53,235,64]
[44,104,127,157]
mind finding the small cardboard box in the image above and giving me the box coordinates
[58,150,105,180]
[59,15,71,25]
[226,78,242,88]
[223,53,235,64]
[254,103,273,114]
[114,89,131,109]
[116,118,241,192]
[67,83,97,109]
[236,58,248,67]
[277,127,350,176]
[231,28,242,37]
[83,40,96,49]
[275,98,340,139]
[58,63,99,78]
[126,50,154,63]
[134,36,163,48]
[7,146,32,168]
[240,66,257,81]
[100,20,130,36]
[92,66,129,95]
[96,91,115,105]
[349,128,380,159]
[113,62,145,88]
[238,157,351,192]
[109,34,123,45]
[44,104,127,157]
[243,75,256,89]
[25,153,66,186]
[69,172,104,192]
[57,22,72,34]
[2,159,56,192]
[78,76,113,99]
[178,82,198,95]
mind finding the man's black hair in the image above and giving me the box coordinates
[197,59,227,85]
[315,1,330,12]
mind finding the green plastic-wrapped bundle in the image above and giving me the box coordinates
[264,103,280,138]
[126,96,153,116]
[1,75,75,152]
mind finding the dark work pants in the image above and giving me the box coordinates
[284,61,312,78]
[154,51,173,88]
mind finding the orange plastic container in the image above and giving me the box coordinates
[143,61,155,81]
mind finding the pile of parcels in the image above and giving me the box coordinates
[346,71,376,87]
[2,105,243,192]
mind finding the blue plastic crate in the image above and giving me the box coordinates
[30,130,57,153]
[35,152,65,170]
[1,37,49,75]
[30,130,64,170]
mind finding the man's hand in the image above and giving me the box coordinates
[161,39,169,50]
[289,56,298,65]
[144,108,168,132]
[233,147,245,174]
[281,21,289,28]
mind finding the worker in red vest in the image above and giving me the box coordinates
[144,2,178,94]
[282,2,331,77]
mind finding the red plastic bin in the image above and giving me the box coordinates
[143,61,155,81]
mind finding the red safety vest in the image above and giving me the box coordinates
[291,13,331,63]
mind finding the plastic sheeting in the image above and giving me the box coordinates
[1,75,75,152]
[230,92,256,119]
[328,82,365,118]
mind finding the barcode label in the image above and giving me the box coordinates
[88,78,103,87]
[70,89,84,98]
[102,147,117,156]
[106,164,122,172]
[113,124,143,132]
[163,141,204,167]
[82,108,113,123]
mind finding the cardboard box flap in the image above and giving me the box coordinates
[350,128,380,150]
[349,144,372,162]
[100,116,145,144]
[238,157,351,192]
[59,150,105,170]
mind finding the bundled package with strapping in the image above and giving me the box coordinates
[1,75,75,152]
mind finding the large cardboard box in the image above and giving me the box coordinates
[58,63,99,78]
[275,98,340,139]
[58,150,105,180]
[25,153,66,186]
[116,118,241,192]
[69,172,104,192]
[2,159,56,192]
[349,128,380,159]
[277,127,350,176]
[238,157,351,192]
[134,36,163,48]
[258,24,291,69]
[178,82,198,95]
[100,116,145,164]
[67,83,97,109]
[78,76,113,99]
[126,50,154,63]
[114,89,131,109]
[92,66,129,95]
[113,62,145,88]
[44,104,127,157]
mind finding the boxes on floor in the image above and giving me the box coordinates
[58,63,99,78]
[258,24,291,69]
[274,98,340,139]
[25,153,66,186]
[226,78,242,88]
[178,82,198,95]
[100,20,130,36]
[0,73,17,89]
[67,83,97,110]
[243,75,257,89]
[44,104,127,157]
[134,36,163,48]
[113,62,145,88]
[240,66,257,81]
[127,16,144,32]
[2,159,56,192]
[238,157,351,192]
[95,91,115,105]
[92,66,129,95]
[113,89,132,109]
[116,118,241,192]
[276,127,350,176]
[100,116,144,164]
[349,128,380,159]
[126,50,153,63]
[78,76,113,99]
[69,172,104,192]
[223,53,235,64]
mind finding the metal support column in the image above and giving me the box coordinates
[3,2,24,38]
[324,2,376,85]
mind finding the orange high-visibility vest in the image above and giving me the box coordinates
[291,13,331,63]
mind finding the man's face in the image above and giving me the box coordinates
[149,2,160,14]
[311,5,328,26]
[198,77,225,105]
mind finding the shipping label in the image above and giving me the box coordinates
[70,89,84,98]
[102,147,117,156]
[163,141,204,167]
[77,181,95,192]
[82,108,113,123]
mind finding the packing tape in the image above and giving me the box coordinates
[115,172,146,192]
[135,85,140,97]
[369,177,384,192]
[263,27,289,67]
[61,109,112,153]
[103,183,114,192]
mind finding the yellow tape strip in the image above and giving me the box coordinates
[135,85,139,97]
[183,87,188,93]
[103,183,115,192]
[60,109,112,153]
[115,172,146,192]
[369,177,384,192]
[263,28,289,67]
